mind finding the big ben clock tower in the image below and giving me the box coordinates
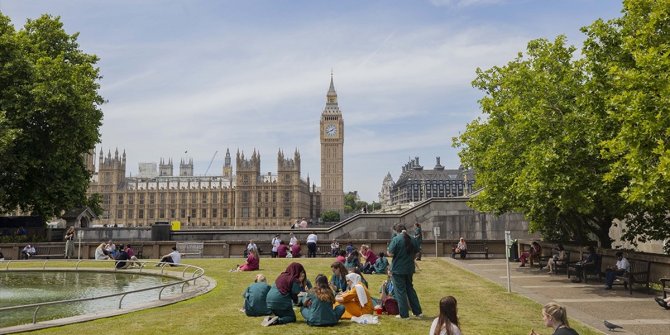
[320,73,344,215]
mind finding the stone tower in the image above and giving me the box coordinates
[320,73,344,214]
[179,158,193,176]
[223,148,232,179]
[159,158,173,176]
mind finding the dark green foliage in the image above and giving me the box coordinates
[0,14,103,219]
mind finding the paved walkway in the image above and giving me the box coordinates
[443,257,669,335]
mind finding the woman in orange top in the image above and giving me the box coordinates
[334,273,374,319]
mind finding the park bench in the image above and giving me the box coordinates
[539,251,571,274]
[612,259,651,295]
[176,242,204,258]
[567,253,602,283]
[31,245,65,259]
[452,242,488,259]
[661,278,670,299]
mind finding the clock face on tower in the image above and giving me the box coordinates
[325,124,337,137]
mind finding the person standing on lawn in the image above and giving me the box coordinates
[387,223,423,319]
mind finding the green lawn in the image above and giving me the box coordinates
[19,258,599,335]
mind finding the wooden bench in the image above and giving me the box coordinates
[612,259,651,295]
[567,254,602,283]
[452,242,488,259]
[539,251,571,274]
[176,242,204,258]
[31,245,65,259]
[661,278,670,299]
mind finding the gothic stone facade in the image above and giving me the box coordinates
[86,148,318,228]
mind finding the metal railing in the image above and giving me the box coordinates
[0,259,208,326]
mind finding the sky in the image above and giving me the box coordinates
[0,0,623,202]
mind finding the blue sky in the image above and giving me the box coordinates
[1,0,623,201]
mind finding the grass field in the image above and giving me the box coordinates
[16,257,599,335]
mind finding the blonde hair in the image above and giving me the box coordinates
[254,274,266,283]
[543,302,569,328]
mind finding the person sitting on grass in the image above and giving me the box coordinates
[300,274,345,326]
[378,268,398,315]
[429,296,461,335]
[529,302,579,335]
[334,273,373,319]
[115,244,130,269]
[329,261,348,294]
[349,267,369,288]
[291,241,302,258]
[336,250,346,264]
[242,274,272,317]
[373,252,389,274]
[359,244,378,274]
[157,246,181,266]
[344,249,360,270]
[94,243,110,260]
[263,262,307,326]
[277,241,289,258]
[232,247,260,272]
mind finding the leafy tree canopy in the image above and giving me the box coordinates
[320,210,340,223]
[455,0,670,252]
[0,14,103,219]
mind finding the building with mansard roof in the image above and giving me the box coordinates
[379,156,475,210]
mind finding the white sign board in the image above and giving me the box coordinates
[433,226,441,237]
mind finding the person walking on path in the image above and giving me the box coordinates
[64,226,76,259]
[387,223,422,319]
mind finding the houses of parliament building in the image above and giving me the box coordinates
[86,76,345,227]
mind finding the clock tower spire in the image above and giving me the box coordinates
[320,72,345,216]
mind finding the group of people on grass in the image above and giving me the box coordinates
[237,222,429,328]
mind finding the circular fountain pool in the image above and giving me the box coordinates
[0,270,181,328]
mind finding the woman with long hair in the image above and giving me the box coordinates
[429,296,461,335]
[300,274,345,326]
[387,223,423,319]
[530,302,579,335]
[263,262,306,326]
[329,261,348,293]
[64,226,76,259]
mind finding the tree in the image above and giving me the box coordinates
[455,0,670,252]
[582,0,670,252]
[0,14,104,219]
[454,36,625,247]
[320,210,340,223]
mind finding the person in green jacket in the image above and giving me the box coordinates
[300,274,345,326]
[387,223,423,319]
[242,274,272,317]
[374,252,389,274]
[263,262,306,326]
